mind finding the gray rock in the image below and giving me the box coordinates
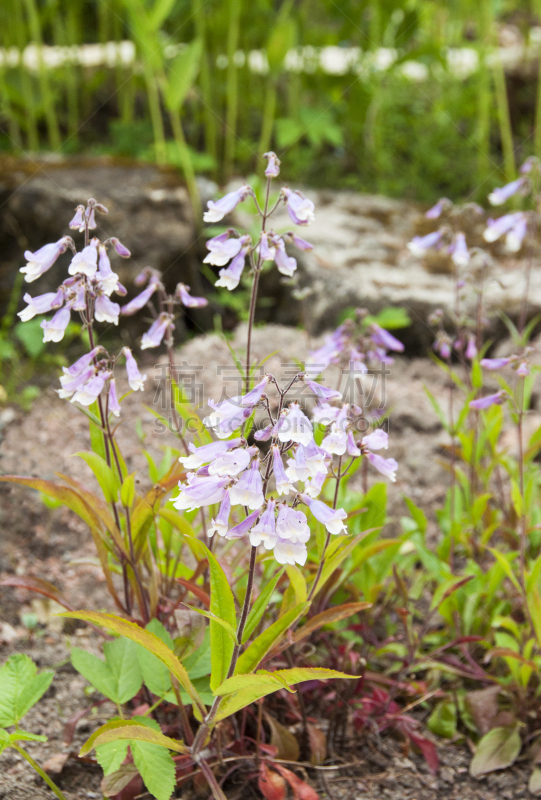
[0,157,207,323]
[236,187,541,350]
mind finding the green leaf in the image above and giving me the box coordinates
[511,479,523,518]
[120,473,137,507]
[469,725,521,777]
[427,700,457,739]
[148,0,177,29]
[72,639,142,705]
[8,730,47,743]
[164,39,203,112]
[73,451,120,503]
[14,319,46,358]
[72,648,119,703]
[96,739,129,776]
[424,385,449,432]
[285,565,307,605]
[215,667,355,721]
[0,654,54,727]
[0,728,9,755]
[404,497,427,534]
[132,741,176,800]
[267,2,296,73]
[105,638,143,703]
[192,541,237,692]
[487,548,521,594]
[242,567,285,644]
[182,629,212,679]
[80,720,188,756]
[136,619,174,698]
[61,612,206,718]
[472,358,483,390]
[236,603,309,675]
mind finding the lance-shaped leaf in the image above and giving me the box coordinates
[470,725,522,778]
[164,38,203,112]
[215,667,355,721]
[60,612,206,718]
[236,603,309,675]
[242,567,285,644]
[73,451,121,504]
[190,541,237,691]
[284,602,372,651]
[310,531,384,597]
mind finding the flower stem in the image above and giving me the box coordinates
[11,744,69,800]
[245,176,272,393]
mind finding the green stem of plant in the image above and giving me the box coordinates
[192,0,218,174]
[11,744,69,800]
[489,10,515,182]
[476,2,492,187]
[224,0,242,178]
[144,70,167,164]
[258,80,277,157]
[13,0,38,150]
[23,0,61,150]
[168,108,202,224]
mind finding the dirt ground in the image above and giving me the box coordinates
[0,324,537,799]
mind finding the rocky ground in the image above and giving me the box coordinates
[0,320,537,798]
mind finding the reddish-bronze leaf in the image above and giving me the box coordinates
[258,763,287,800]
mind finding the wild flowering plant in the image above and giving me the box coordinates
[1,155,402,799]
[396,164,541,789]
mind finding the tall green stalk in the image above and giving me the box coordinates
[168,108,202,221]
[258,79,277,156]
[193,0,218,175]
[224,0,242,178]
[144,68,167,164]
[481,0,514,181]
[12,0,39,151]
[23,0,61,151]
[476,1,492,187]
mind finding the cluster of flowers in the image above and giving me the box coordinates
[17,198,206,415]
[172,373,398,566]
[407,197,483,269]
[201,152,315,290]
[171,164,398,566]
[409,157,540,271]
[427,308,479,362]
[468,351,533,410]
[305,308,405,379]
[482,157,541,253]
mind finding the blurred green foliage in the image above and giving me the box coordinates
[0,0,538,200]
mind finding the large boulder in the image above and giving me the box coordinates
[235,188,541,350]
